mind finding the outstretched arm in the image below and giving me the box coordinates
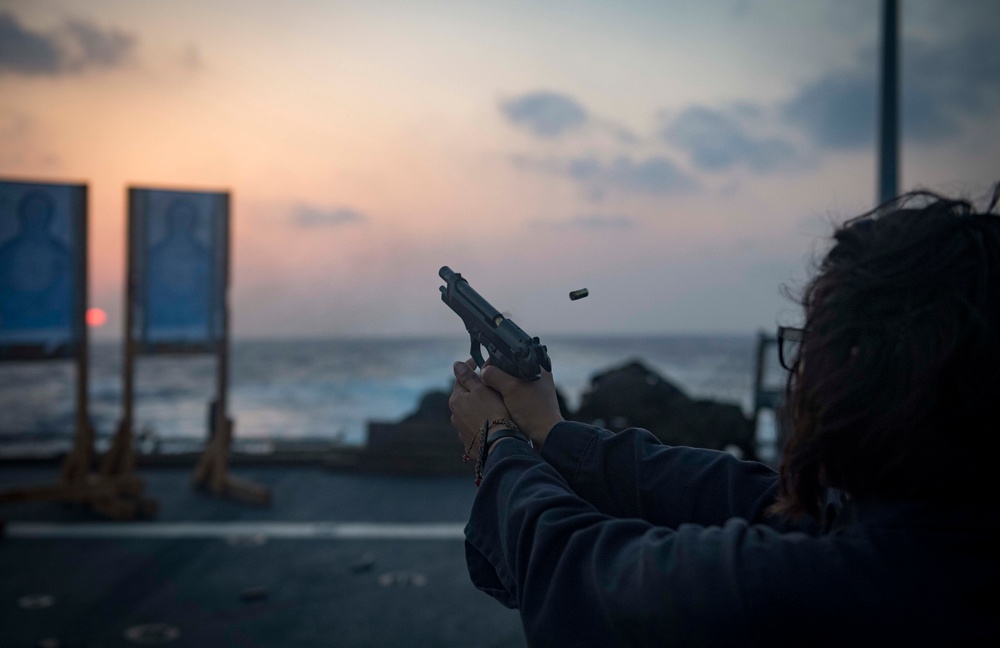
[480,364,783,528]
[541,421,781,528]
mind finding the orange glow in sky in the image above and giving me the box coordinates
[86,308,108,328]
[1,1,997,338]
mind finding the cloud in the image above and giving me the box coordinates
[514,154,698,199]
[782,70,876,149]
[0,13,62,75]
[292,205,367,227]
[663,106,799,172]
[500,91,589,138]
[63,18,133,70]
[910,1,1000,41]
[566,155,698,197]
[529,213,637,231]
[594,118,640,145]
[0,12,135,77]
[783,31,1000,149]
[569,214,635,229]
[902,32,1000,138]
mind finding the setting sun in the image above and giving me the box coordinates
[86,307,108,327]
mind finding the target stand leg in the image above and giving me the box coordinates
[193,415,271,507]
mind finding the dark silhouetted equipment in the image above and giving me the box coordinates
[752,331,787,464]
[569,288,589,301]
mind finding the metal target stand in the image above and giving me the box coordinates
[0,180,152,519]
[106,188,269,506]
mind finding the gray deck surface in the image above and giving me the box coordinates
[0,466,525,647]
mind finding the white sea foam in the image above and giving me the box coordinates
[0,335,762,448]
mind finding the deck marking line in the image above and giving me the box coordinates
[4,522,466,540]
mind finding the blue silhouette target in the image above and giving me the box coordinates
[130,189,228,351]
[0,181,84,358]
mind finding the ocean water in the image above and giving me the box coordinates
[0,335,784,450]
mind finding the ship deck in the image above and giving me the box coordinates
[0,464,525,647]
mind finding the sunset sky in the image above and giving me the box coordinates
[2,0,998,338]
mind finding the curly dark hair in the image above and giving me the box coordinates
[772,184,1000,519]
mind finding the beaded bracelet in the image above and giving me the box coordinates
[462,429,481,464]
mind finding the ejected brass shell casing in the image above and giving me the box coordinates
[569,288,589,301]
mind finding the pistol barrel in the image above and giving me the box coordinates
[439,266,504,326]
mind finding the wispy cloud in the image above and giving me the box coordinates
[568,214,636,229]
[595,118,640,145]
[783,71,873,149]
[504,20,998,202]
[902,33,1000,140]
[0,13,62,75]
[513,154,697,201]
[529,213,637,231]
[663,106,800,172]
[292,205,367,227]
[0,12,136,77]
[500,90,638,144]
[783,31,1000,149]
[500,91,589,138]
[566,155,698,197]
[64,18,133,70]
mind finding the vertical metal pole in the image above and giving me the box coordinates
[878,0,900,204]
[217,194,230,425]
[71,185,92,479]
[752,331,767,459]
[122,189,136,444]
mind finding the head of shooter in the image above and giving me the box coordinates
[773,185,1000,519]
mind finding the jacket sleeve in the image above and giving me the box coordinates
[540,421,781,528]
[465,439,767,647]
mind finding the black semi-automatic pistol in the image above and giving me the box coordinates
[439,266,551,381]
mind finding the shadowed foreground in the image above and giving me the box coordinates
[0,466,524,647]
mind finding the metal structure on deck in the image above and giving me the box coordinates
[879,0,900,204]
[104,187,270,507]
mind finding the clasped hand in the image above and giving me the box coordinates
[449,358,564,458]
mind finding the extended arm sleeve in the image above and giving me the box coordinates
[465,440,766,647]
[540,421,781,528]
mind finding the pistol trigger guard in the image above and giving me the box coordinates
[469,336,485,369]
